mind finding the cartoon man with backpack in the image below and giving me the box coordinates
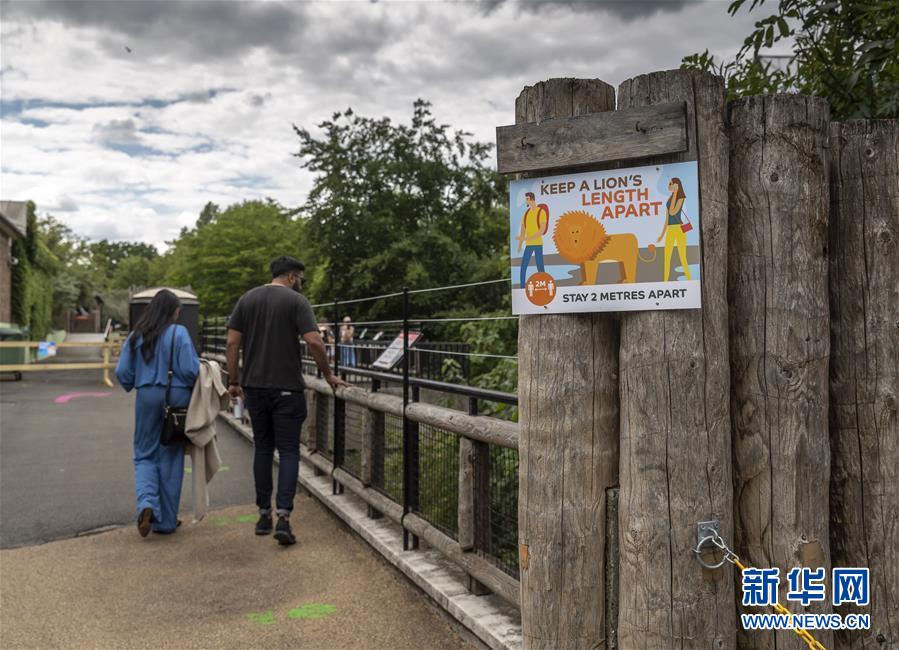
[516,192,549,288]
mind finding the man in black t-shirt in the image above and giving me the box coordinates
[226,256,348,545]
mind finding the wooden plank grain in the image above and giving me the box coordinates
[458,438,476,551]
[515,77,619,650]
[405,401,519,449]
[729,94,832,649]
[616,69,734,650]
[496,102,687,174]
[829,119,899,649]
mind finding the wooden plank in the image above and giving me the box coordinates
[332,466,405,523]
[515,77,619,650]
[302,443,523,608]
[361,405,385,518]
[405,401,519,449]
[496,102,687,174]
[616,69,734,649]
[471,439,492,596]
[458,438,476,551]
[729,94,832,649]
[403,512,521,607]
[0,363,115,371]
[304,375,404,417]
[828,120,899,649]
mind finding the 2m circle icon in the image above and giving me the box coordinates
[525,272,557,307]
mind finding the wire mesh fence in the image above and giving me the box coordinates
[315,393,334,460]
[382,413,404,503]
[342,400,365,478]
[484,446,520,579]
[415,423,460,540]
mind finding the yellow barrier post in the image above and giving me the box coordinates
[0,341,120,386]
[102,346,113,388]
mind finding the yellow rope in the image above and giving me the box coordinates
[733,558,827,650]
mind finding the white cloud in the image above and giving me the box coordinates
[1,0,761,248]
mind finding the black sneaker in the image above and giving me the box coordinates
[255,513,273,535]
[273,516,296,546]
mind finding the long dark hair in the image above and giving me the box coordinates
[131,289,181,362]
[670,177,686,202]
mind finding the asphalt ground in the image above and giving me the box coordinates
[0,369,264,548]
[0,369,472,649]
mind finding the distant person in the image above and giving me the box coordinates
[116,289,199,537]
[516,192,549,288]
[226,256,348,546]
[339,316,356,368]
[318,322,334,361]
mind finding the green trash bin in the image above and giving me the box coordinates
[0,326,27,380]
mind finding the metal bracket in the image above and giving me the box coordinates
[696,520,720,550]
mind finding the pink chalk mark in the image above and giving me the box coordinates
[55,392,112,405]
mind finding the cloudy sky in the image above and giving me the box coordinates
[1,0,762,248]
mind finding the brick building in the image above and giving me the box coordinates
[0,201,28,324]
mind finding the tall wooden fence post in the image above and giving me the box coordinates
[615,69,734,649]
[829,119,898,649]
[729,95,832,649]
[516,77,620,649]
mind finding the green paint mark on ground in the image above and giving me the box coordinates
[287,603,337,620]
[184,467,192,474]
[213,517,230,526]
[236,514,257,523]
[246,611,277,626]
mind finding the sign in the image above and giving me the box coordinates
[37,342,57,360]
[372,331,422,370]
[510,161,701,314]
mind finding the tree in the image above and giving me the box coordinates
[162,200,303,314]
[292,101,509,321]
[196,201,220,229]
[682,0,899,118]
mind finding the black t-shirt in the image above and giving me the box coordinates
[227,285,318,391]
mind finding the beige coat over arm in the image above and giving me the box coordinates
[185,359,228,521]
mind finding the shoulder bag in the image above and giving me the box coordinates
[161,327,189,446]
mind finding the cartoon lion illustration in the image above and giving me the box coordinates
[553,210,657,284]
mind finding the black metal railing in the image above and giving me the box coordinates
[199,282,520,586]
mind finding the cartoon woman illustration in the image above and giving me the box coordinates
[655,177,691,281]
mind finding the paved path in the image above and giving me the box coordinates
[1,370,261,548]
[1,502,472,649]
[0,369,472,649]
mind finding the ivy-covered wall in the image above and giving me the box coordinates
[10,202,55,339]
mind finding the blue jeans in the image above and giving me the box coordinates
[134,385,191,533]
[519,245,545,287]
[339,344,356,367]
[244,387,307,515]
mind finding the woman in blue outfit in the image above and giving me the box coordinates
[115,290,199,537]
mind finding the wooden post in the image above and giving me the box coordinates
[310,392,326,476]
[301,388,315,446]
[458,437,490,595]
[729,95,832,649]
[101,346,113,387]
[615,69,734,649]
[828,120,898,649]
[361,405,385,519]
[459,437,476,552]
[516,78,619,649]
